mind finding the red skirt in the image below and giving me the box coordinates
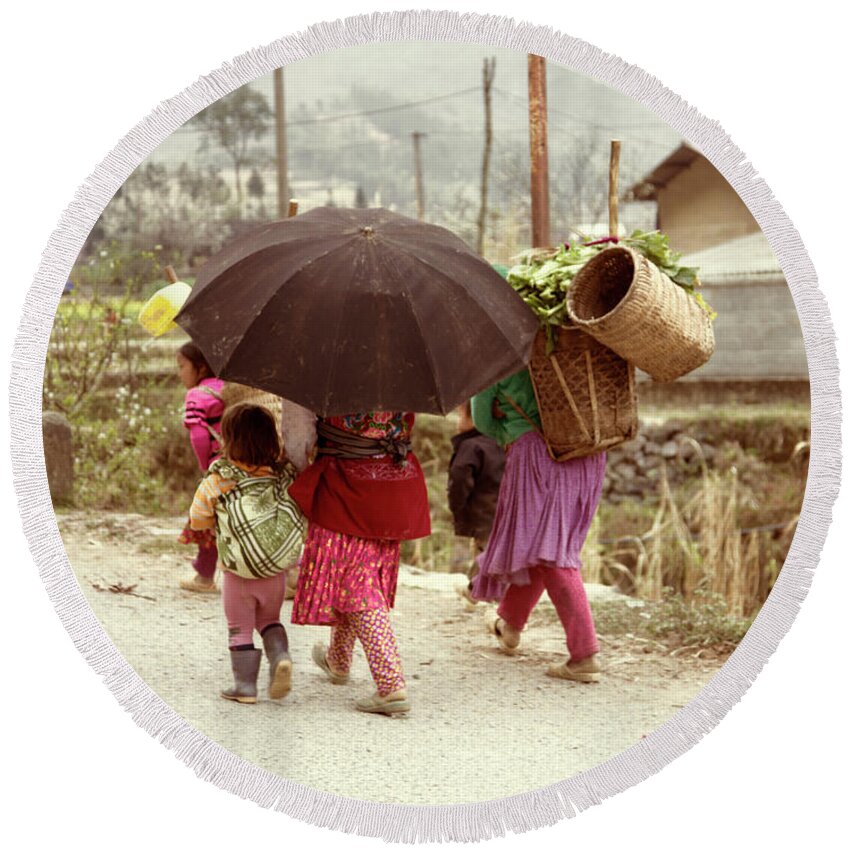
[291,524,401,625]
[289,454,431,541]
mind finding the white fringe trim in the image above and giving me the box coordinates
[8,9,840,843]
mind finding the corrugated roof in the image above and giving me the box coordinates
[683,231,784,286]
[626,143,701,201]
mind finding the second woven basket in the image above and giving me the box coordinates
[528,327,638,461]
[566,245,715,382]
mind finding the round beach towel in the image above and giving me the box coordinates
[7,6,843,844]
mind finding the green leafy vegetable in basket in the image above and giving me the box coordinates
[624,229,698,289]
[504,230,716,351]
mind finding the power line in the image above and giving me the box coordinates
[170,84,677,154]
[288,86,480,125]
[175,86,482,136]
[491,86,678,151]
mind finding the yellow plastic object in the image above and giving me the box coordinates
[138,281,192,336]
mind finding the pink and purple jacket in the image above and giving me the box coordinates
[183,377,225,471]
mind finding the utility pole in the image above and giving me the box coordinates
[412,131,427,221]
[527,54,551,248]
[273,67,290,219]
[476,57,496,255]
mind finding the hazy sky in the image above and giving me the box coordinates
[156,41,682,179]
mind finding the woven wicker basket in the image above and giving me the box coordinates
[220,382,284,437]
[528,327,638,461]
[566,245,715,382]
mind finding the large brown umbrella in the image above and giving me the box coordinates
[176,207,538,416]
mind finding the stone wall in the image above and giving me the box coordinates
[603,416,809,503]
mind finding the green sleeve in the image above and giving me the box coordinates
[471,383,505,444]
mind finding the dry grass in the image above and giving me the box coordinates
[404,416,802,619]
[586,440,796,618]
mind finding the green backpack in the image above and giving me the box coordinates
[210,459,306,580]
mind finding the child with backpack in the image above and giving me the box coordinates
[176,342,225,592]
[189,403,306,704]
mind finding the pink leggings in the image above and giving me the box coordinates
[327,608,406,696]
[498,566,599,662]
[222,571,287,647]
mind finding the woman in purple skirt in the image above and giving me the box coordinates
[470,367,606,682]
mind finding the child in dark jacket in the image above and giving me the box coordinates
[447,401,505,604]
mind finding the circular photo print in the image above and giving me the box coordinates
[16,13,835,842]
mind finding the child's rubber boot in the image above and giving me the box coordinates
[262,625,293,699]
[221,648,262,703]
[355,689,411,716]
[546,653,602,683]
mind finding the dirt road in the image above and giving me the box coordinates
[58,512,722,805]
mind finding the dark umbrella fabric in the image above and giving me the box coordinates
[176,207,538,416]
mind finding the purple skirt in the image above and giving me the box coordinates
[471,430,606,602]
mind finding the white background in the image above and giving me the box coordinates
[2,2,847,848]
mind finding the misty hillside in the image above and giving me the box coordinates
[102,44,680,259]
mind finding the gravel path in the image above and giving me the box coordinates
[59,512,722,805]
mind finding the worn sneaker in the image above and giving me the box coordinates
[355,689,411,716]
[546,654,602,683]
[311,643,350,684]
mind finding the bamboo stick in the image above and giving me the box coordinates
[609,139,621,237]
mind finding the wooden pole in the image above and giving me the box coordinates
[476,57,496,255]
[273,68,290,219]
[528,54,551,248]
[412,131,427,221]
[163,265,178,284]
[609,139,621,238]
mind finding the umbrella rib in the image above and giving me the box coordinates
[381,249,442,410]
[214,236,362,367]
[404,252,533,359]
[185,229,359,321]
[314,262,360,416]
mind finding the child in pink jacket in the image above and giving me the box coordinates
[176,341,225,592]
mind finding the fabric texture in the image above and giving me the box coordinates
[498,566,599,662]
[192,539,218,579]
[279,398,317,472]
[327,608,406,696]
[177,522,217,577]
[289,411,430,540]
[183,377,225,470]
[190,459,305,579]
[471,368,541,448]
[292,523,400,626]
[472,430,606,602]
[447,428,505,537]
[221,570,287,648]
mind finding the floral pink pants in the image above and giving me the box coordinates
[326,608,406,696]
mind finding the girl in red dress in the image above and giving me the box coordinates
[289,411,430,715]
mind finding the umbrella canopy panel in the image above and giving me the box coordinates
[177,207,538,415]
